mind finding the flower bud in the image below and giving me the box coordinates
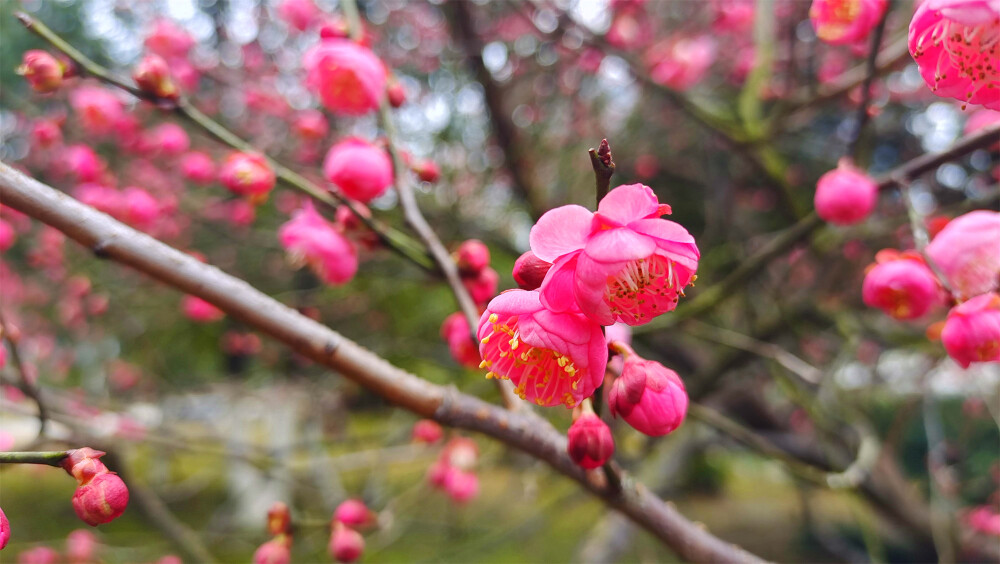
[455,240,490,275]
[71,472,129,526]
[0,506,9,550]
[182,295,225,323]
[462,267,499,306]
[17,50,65,93]
[291,110,329,141]
[426,460,451,489]
[608,350,688,437]
[323,138,393,203]
[442,437,478,471]
[253,537,291,564]
[814,160,878,226]
[61,448,110,485]
[132,55,179,100]
[333,499,373,529]
[862,250,942,320]
[440,312,482,369]
[387,78,407,108]
[278,0,319,31]
[412,419,444,444]
[15,546,59,564]
[267,502,292,536]
[66,529,98,564]
[566,413,615,469]
[512,251,552,291]
[329,522,364,563]
[941,292,1000,369]
[219,152,276,198]
[413,159,440,183]
[180,152,216,185]
[444,469,479,504]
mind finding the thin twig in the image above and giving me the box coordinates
[0,450,68,465]
[0,311,49,436]
[845,2,892,160]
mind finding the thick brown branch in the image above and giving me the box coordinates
[0,162,766,564]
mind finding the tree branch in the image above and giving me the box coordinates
[0,311,49,436]
[0,162,767,564]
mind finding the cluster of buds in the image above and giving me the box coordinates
[329,499,373,563]
[253,502,292,564]
[427,437,480,504]
[60,448,129,526]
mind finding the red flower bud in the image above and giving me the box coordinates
[411,419,444,444]
[61,448,110,485]
[253,537,291,564]
[267,502,292,536]
[71,472,129,526]
[566,413,615,469]
[608,349,688,437]
[329,522,365,563]
[17,50,65,93]
[512,251,552,291]
[413,159,440,183]
[132,55,179,100]
[333,499,373,529]
[387,78,407,108]
[455,239,490,274]
[462,267,499,306]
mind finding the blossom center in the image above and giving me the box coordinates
[604,254,682,324]
[913,16,1000,106]
[479,313,583,407]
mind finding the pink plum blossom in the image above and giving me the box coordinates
[132,54,178,100]
[412,419,444,443]
[278,0,320,31]
[304,40,387,116]
[862,250,943,320]
[810,0,888,45]
[219,152,275,198]
[65,529,98,564]
[63,145,105,183]
[278,202,358,285]
[477,290,607,407]
[462,266,499,306]
[17,547,60,564]
[323,138,393,203]
[0,507,8,550]
[444,468,480,503]
[909,0,1000,110]
[151,123,190,156]
[75,183,121,218]
[441,311,482,369]
[144,20,194,59]
[121,187,160,231]
[31,119,62,148]
[645,36,717,92]
[180,152,216,184]
[964,109,1000,136]
[291,110,329,141]
[530,183,699,326]
[926,210,1000,299]
[966,506,1000,536]
[0,219,15,252]
[941,292,1000,368]
[566,412,615,469]
[69,86,125,136]
[813,160,878,225]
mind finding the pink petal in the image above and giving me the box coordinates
[529,205,593,262]
[596,184,659,225]
[629,218,696,246]
[584,228,656,263]
[539,254,582,313]
[574,255,621,325]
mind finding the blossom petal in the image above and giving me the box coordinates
[584,228,656,263]
[596,184,659,225]
[529,205,594,262]
[539,254,581,313]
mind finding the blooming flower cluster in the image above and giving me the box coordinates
[861,211,1000,369]
[472,182,699,468]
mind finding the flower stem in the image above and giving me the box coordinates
[0,450,68,466]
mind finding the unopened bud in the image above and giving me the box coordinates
[387,78,407,108]
[333,499,373,529]
[132,55,179,100]
[267,502,292,536]
[455,239,490,275]
[61,448,110,485]
[329,522,365,563]
[72,472,129,526]
[512,251,552,291]
[17,50,65,93]
[566,413,614,469]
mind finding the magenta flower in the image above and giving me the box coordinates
[144,19,194,59]
[0,506,9,550]
[444,468,480,504]
[182,295,224,323]
[278,0,320,32]
[862,250,943,320]
[17,50,64,93]
[810,0,888,45]
[219,152,275,199]
[645,36,717,92]
[941,292,1000,368]
[909,0,1000,110]
[253,537,291,564]
[180,152,216,185]
[965,506,1000,536]
[329,523,364,563]
[66,529,98,564]
[278,202,358,286]
[69,86,126,137]
[477,290,607,408]
[566,412,615,469]
[323,138,393,203]
[333,499,373,529]
[926,210,1000,300]
[304,40,387,116]
[608,349,688,437]
[813,160,878,226]
[530,184,699,326]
